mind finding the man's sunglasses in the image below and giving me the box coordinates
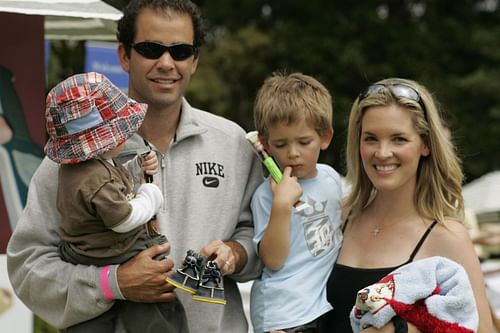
[131,41,197,61]
[359,83,426,116]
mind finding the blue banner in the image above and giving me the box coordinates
[85,41,128,91]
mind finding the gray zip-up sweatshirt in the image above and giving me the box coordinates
[7,99,263,332]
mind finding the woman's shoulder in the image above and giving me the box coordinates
[424,219,476,263]
[433,219,470,239]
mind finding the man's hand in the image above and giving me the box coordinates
[117,243,177,302]
[200,240,248,276]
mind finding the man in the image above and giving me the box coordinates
[7,1,262,332]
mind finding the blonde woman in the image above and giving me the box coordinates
[321,78,492,332]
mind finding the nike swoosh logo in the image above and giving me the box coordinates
[202,177,220,188]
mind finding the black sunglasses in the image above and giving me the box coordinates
[131,41,197,61]
[359,83,426,116]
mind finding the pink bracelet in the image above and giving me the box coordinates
[100,265,114,301]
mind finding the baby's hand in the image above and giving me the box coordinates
[141,151,159,175]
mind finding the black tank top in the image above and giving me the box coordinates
[320,220,438,332]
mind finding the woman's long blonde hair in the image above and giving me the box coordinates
[344,78,464,225]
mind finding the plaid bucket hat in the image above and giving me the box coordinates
[45,72,147,164]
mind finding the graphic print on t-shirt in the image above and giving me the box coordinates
[297,197,340,257]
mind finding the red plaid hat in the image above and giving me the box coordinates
[45,72,147,164]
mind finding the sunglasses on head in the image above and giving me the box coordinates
[131,41,197,61]
[359,83,426,116]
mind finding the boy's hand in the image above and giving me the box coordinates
[270,166,302,207]
[142,151,159,175]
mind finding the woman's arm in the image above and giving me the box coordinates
[435,221,493,333]
[361,321,422,333]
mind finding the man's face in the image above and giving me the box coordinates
[119,7,199,113]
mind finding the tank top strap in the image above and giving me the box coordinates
[407,220,438,262]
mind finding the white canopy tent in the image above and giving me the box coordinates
[463,170,500,223]
[0,0,122,40]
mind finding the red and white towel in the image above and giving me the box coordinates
[350,256,478,333]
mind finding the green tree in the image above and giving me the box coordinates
[100,0,500,181]
[191,0,500,181]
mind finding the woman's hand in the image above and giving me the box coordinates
[360,325,394,333]
[360,320,421,333]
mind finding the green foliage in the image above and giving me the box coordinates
[97,0,500,181]
[187,25,276,131]
[46,40,85,92]
[34,315,57,333]
[188,0,500,181]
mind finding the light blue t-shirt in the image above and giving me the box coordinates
[250,163,343,333]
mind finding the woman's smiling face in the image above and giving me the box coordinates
[359,104,429,193]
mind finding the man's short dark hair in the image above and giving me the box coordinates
[117,0,206,58]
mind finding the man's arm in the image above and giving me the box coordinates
[6,158,113,328]
[7,158,176,328]
[228,142,264,280]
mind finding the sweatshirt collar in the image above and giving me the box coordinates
[175,98,207,142]
[121,98,207,155]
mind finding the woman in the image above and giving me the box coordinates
[322,78,492,332]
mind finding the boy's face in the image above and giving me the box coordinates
[265,120,333,180]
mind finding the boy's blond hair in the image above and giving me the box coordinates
[254,72,333,139]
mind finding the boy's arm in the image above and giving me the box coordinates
[122,155,142,184]
[122,151,159,186]
[259,167,302,271]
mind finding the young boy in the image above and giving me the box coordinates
[44,72,187,332]
[249,72,343,333]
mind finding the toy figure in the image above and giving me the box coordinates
[168,249,226,304]
[168,249,205,294]
[192,260,226,305]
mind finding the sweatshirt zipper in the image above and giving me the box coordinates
[160,152,167,212]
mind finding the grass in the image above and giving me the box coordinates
[34,315,57,333]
